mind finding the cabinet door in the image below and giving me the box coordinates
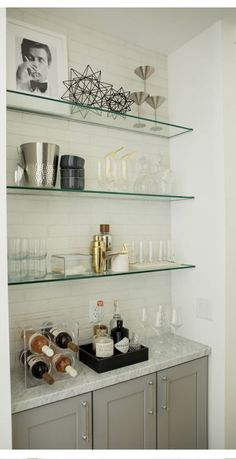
[93,373,156,449]
[12,392,92,449]
[157,357,208,449]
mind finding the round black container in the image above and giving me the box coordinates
[61,176,85,189]
[60,155,85,169]
[60,168,84,178]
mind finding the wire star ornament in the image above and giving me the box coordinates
[105,87,134,113]
[61,65,134,115]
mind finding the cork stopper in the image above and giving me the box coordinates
[100,224,110,233]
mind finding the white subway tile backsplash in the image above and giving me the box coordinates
[7,8,170,368]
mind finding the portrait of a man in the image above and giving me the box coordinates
[16,38,52,95]
[7,18,68,108]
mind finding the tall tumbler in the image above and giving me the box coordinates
[28,239,47,279]
[7,238,28,281]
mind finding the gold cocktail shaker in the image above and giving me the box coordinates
[90,235,106,273]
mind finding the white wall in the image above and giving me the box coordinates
[169,22,226,448]
[7,8,171,369]
[0,7,12,449]
[222,22,236,449]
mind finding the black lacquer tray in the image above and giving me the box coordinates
[79,343,149,373]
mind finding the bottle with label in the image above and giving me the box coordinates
[44,326,79,353]
[100,224,112,271]
[20,349,54,385]
[92,300,108,351]
[111,319,129,354]
[22,329,54,357]
[52,352,78,378]
[95,328,114,358]
[109,299,122,332]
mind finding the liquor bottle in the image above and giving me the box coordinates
[20,349,54,385]
[111,319,129,353]
[44,326,79,353]
[109,299,122,332]
[92,300,108,351]
[22,329,54,357]
[94,328,114,358]
[52,353,78,378]
[99,224,112,271]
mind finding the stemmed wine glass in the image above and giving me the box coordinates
[170,307,183,335]
[170,307,183,350]
[139,306,149,345]
[151,304,167,354]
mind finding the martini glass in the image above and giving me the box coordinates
[134,65,155,93]
[145,95,166,132]
[130,91,149,128]
[170,307,183,335]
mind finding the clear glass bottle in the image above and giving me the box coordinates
[94,328,114,358]
[92,300,108,351]
[109,299,122,332]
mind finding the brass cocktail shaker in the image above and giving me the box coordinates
[90,235,106,273]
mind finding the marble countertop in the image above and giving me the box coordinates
[11,334,211,414]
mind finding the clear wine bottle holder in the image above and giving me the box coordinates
[18,318,80,388]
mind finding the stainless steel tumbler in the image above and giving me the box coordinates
[17,142,59,187]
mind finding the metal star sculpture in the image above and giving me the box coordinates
[61,66,134,115]
[105,87,134,113]
[61,66,112,108]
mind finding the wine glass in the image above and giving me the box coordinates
[151,305,165,335]
[150,304,168,355]
[170,307,183,335]
[139,306,149,345]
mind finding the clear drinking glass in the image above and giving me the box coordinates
[7,237,28,281]
[28,239,47,279]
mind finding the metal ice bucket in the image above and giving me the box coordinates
[16,142,59,187]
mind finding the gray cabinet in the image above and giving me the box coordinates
[157,357,208,449]
[12,392,92,449]
[93,373,157,449]
[12,357,208,450]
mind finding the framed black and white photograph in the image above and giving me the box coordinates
[7,18,68,114]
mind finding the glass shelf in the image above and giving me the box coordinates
[8,263,196,286]
[7,186,194,201]
[7,89,193,139]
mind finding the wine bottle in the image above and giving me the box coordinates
[46,327,79,353]
[52,353,77,378]
[20,349,54,385]
[22,330,54,357]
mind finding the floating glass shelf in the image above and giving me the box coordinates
[8,263,196,286]
[7,186,194,201]
[7,89,193,139]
